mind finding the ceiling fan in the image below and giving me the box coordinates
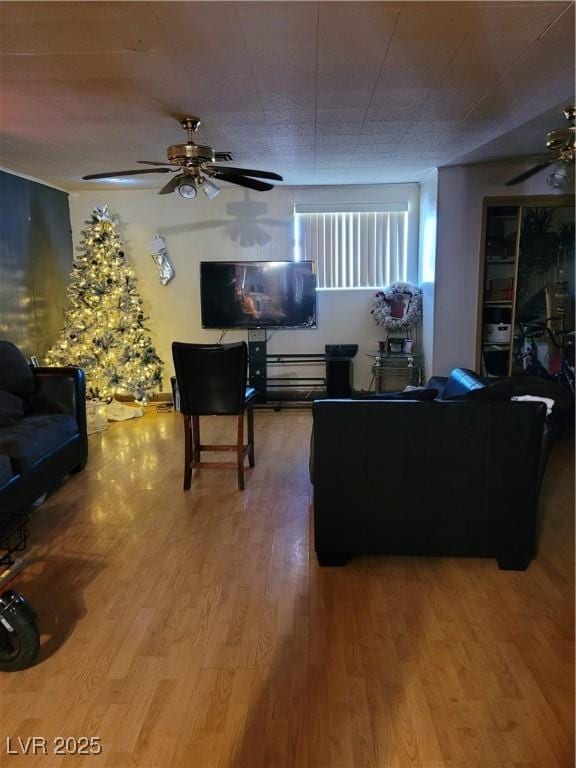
[82,116,283,199]
[506,106,575,187]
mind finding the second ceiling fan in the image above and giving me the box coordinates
[506,106,575,187]
[82,116,283,199]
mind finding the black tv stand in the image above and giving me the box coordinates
[247,331,326,407]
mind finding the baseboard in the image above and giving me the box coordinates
[114,391,173,403]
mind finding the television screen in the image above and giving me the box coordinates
[200,261,317,329]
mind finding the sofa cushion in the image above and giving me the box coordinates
[0,414,79,473]
[464,376,573,411]
[0,454,13,488]
[0,391,24,427]
[0,341,35,396]
[464,377,573,437]
[351,387,438,401]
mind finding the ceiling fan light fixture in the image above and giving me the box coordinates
[546,168,572,188]
[177,178,197,199]
[201,177,221,200]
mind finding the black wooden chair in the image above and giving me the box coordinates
[172,341,256,491]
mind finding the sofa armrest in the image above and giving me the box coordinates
[441,368,486,399]
[30,367,88,461]
[426,376,448,397]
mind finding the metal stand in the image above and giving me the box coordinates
[368,352,423,392]
[247,331,326,408]
[265,353,326,409]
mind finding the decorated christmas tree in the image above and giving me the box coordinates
[46,205,163,401]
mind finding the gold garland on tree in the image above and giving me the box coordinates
[46,205,163,401]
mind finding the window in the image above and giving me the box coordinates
[294,203,409,289]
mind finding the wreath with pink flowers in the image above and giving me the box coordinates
[371,281,422,331]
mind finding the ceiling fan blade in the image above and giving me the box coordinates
[83,168,171,180]
[505,161,553,186]
[137,160,181,167]
[210,171,274,191]
[209,165,283,181]
[158,174,184,195]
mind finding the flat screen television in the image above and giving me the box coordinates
[200,261,317,329]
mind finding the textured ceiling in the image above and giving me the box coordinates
[0,1,574,189]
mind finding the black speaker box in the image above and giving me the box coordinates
[325,344,359,358]
[248,339,267,403]
[326,357,353,397]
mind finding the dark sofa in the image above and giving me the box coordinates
[0,341,87,511]
[313,368,551,571]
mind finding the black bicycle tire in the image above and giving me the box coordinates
[0,608,40,671]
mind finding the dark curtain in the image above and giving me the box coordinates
[0,170,72,358]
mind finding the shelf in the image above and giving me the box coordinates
[479,200,574,380]
[486,210,519,218]
[366,353,422,359]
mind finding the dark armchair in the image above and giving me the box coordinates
[0,340,88,511]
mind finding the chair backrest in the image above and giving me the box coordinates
[172,341,248,415]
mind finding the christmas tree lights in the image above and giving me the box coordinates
[46,205,163,401]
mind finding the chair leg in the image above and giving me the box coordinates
[192,415,201,463]
[247,405,255,468]
[183,415,192,490]
[236,413,245,491]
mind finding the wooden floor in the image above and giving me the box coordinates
[0,409,573,768]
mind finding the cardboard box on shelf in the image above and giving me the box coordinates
[487,277,513,301]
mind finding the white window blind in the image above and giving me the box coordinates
[294,204,409,289]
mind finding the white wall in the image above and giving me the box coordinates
[433,161,571,376]
[69,183,419,391]
[417,170,438,380]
